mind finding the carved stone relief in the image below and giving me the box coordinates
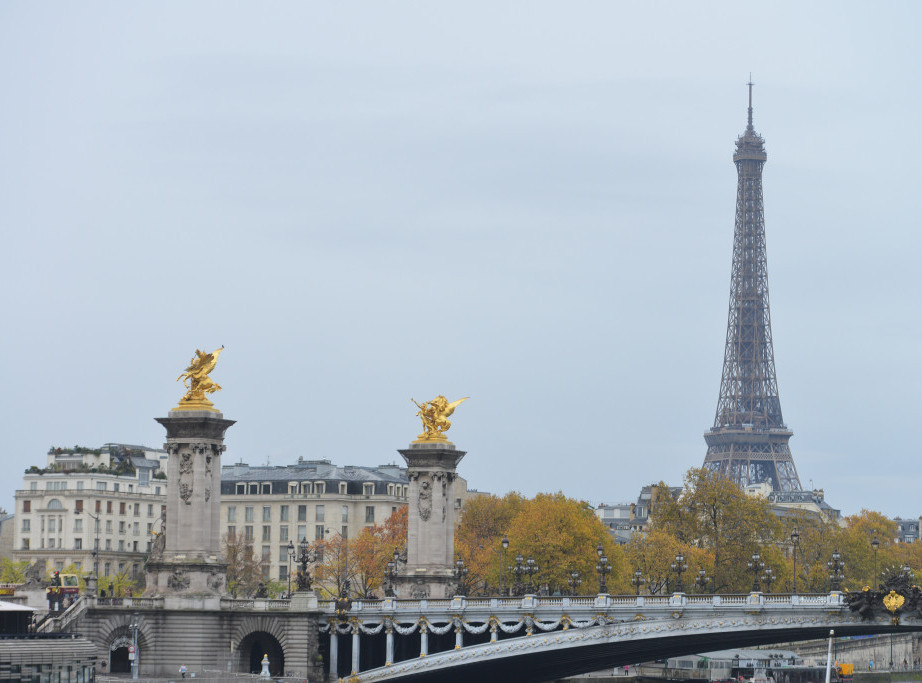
[418,478,432,522]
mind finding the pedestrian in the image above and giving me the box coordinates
[179,663,187,678]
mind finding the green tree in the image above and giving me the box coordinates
[0,558,29,583]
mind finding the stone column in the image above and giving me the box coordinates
[146,409,234,596]
[394,442,466,599]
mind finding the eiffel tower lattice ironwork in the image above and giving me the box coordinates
[703,82,802,492]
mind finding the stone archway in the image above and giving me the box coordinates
[231,615,291,676]
[237,631,284,676]
[110,634,132,673]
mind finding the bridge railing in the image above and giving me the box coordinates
[318,592,842,617]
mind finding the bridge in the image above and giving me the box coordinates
[317,591,922,682]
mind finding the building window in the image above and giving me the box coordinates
[388,484,394,495]
[76,481,84,490]
[249,483,258,495]
[96,482,106,491]
[29,482,38,491]
[113,483,119,492]
[279,546,289,563]
[134,504,140,516]
[139,469,149,486]
[279,526,289,542]
[288,482,298,495]
[75,499,83,513]
[104,562,111,576]
[49,518,56,533]
[227,506,236,522]
[244,526,254,540]
[262,525,271,542]
[147,504,153,517]
[133,522,139,536]
[105,539,112,550]
[106,520,113,533]
[118,540,125,551]
[339,482,347,495]
[262,483,271,495]
[297,505,307,522]
[341,505,348,522]
[341,526,348,539]
[21,519,30,532]
[22,500,30,513]
[236,483,245,495]
[21,539,29,549]
[279,566,288,581]
[96,500,102,513]
[297,525,306,542]
[119,521,125,533]
[48,538,55,548]
[245,507,254,522]
[119,503,126,515]
[155,486,161,495]
[363,483,374,496]
[316,505,325,522]
[107,501,113,514]
[280,505,289,522]
[74,519,82,532]
[315,525,324,540]
[227,526,236,539]
[315,482,325,495]
[365,506,375,523]
[262,506,271,522]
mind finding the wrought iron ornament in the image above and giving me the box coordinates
[703,83,802,492]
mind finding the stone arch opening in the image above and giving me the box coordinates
[237,631,284,676]
[110,634,132,673]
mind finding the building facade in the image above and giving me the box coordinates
[219,457,476,583]
[13,444,166,581]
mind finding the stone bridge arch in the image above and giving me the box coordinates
[97,615,152,676]
[231,615,291,676]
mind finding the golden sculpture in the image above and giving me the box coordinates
[174,346,224,411]
[883,590,905,613]
[411,395,468,443]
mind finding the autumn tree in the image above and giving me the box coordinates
[454,492,623,595]
[349,505,408,598]
[224,532,268,598]
[624,530,711,595]
[313,533,357,598]
[650,468,781,593]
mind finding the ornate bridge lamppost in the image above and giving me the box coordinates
[287,541,296,596]
[695,568,711,594]
[596,543,612,594]
[671,553,688,593]
[791,526,800,594]
[871,535,880,590]
[511,553,526,597]
[384,548,400,597]
[748,551,765,592]
[567,569,582,596]
[761,567,776,594]
[294,537,315,592]
[454,556,469,596]
[631,569,645,596]
[524,557,539,594]
[500,534,509,595]
[827,549,844,592]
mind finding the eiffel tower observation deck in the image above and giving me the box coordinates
[703,83,803,492]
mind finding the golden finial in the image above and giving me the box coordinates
[411,395,468,444]
[174,346,224,412]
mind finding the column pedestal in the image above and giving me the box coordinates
[146,409,234,596]
[393,441,465,599]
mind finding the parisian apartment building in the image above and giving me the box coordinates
[13,445,479,585]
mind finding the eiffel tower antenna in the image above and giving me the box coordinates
[703,84,802,492]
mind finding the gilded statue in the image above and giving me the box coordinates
[411,395,468,443]
[175,346,224,411]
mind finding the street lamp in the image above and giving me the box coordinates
[761,567,776,594]
[695,568,711,594]
[74,509,101,592]
[568,569,582,596]
[384,549,400,597]
[596,542,612,594]
[511,553,525,596]
[827,549,844,592]
[454,556,469,596]
[294,537,315,592]
[871,535,880,590]
[748,551,765,592]
[631,569,645,596]
[501,534,509,595]
[790,526,800,594]
[287,541,295,596]
[130,612,140,679]
[524,557,539,594]
[670,553,688,594]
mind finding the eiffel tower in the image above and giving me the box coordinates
[703,83,802,492]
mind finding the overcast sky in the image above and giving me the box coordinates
[1,2,920,518]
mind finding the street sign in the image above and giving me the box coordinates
[129,645,136,653]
